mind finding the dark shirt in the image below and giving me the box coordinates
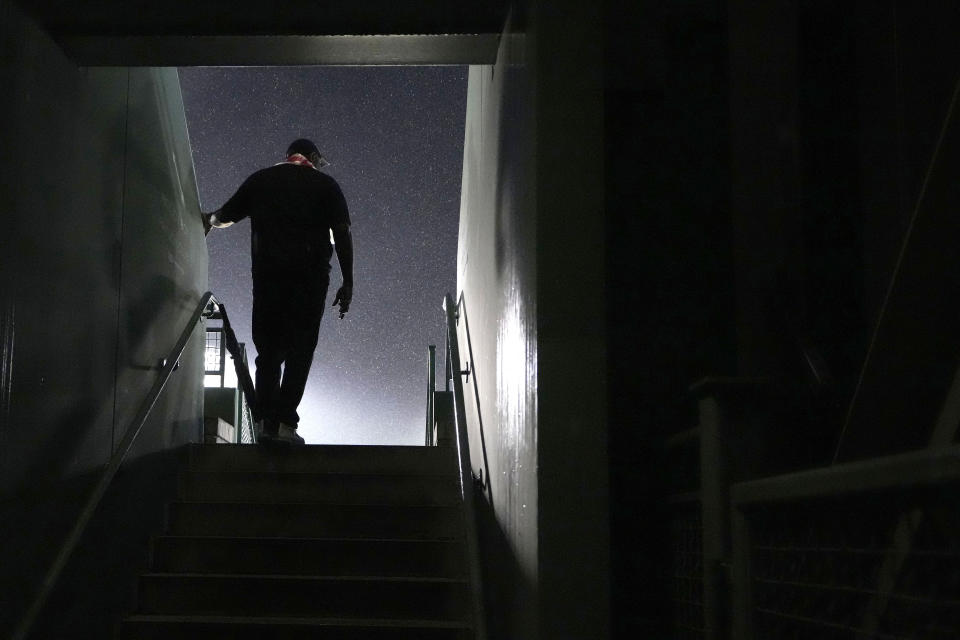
[218,163,350,275]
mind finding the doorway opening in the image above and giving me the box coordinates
[183,65,468,445]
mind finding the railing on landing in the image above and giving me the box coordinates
[661,378,960,640]
[205,312,258,444]
[237,372,257,444]
[12,291,254,640]
[425,344,436,446]
[729,444,960,640]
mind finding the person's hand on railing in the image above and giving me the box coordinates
[333,284,353,319]
[201,208,233,236]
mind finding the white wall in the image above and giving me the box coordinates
[456,2,608,637]
[457,14,539,636]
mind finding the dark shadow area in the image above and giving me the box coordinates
[120,275,178,371]
[0,474,95,637]
[0,446,183,638]
[28,446,186,639]
[604,1,734,633]
[606,0,960,635]
[0,12,206,631]
[473,482,534,640]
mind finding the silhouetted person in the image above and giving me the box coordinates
[203,139,353,445]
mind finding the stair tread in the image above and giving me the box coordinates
[143,573,467,583]
[186,444,456,463]
[170,499,462,508]
[190,444,442,452]
[124,614,471,628]
[155,534,460,543]
[150,534,466,577]
[166,501,463,538]
[177,471,461,505]
[121,445,473,637]
[181,470,459,478]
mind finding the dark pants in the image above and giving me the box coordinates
[252,269,328,428]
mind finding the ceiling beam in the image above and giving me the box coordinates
[59,34,500,66]
[21,1,506,37]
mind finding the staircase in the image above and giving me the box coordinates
[117,443,475,639]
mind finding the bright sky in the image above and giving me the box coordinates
[180,66,467,444]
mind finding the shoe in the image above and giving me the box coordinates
[257,418,279,444]
[276,423,305,445]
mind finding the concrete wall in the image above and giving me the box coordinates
[726,0,866,392]
[838,1,960,458]
[727,0,805,378]
[722,0,960,459]
[457,15,538,638]
[532,2,608,638]
[603,1,736,634]
[457,2,607,638]
[0,1,206,635]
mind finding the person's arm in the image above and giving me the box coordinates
[331,222,354,318]
[201,174,256,234]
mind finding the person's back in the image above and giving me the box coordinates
[203,138,354,445]
[227,162,349,274]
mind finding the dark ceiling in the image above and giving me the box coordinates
[19,1,507,37]
[16,0,509,65]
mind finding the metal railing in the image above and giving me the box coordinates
[665,493,706,639]
[731,445,960,640]
[13,292,214,640]
[204,300,258,425]
[12,291,255,640]
[662,379,960,639]
[204,326,257,444]
[442,292,488,640]
[235,343,257,444]
[425,344,436,445]
[230,343,256,443]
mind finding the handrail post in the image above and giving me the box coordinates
[443,293,487,640]
[445,338,452,392]
[730,504,753,640]
[689,376,769,640]
[426,344,436,446]
[218,326,227,386]
[699,392,728,640]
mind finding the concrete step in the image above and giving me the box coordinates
[177,471,461,505]
[151,536,465,578]
[136,574,470,620]
[187,444,458,475]
[118,615,472,640]
[166,501,464,539]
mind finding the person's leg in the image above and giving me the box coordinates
[254,353,282,434]
[275,334,317,425]
[252,273,286,434]
[276,276,328,427]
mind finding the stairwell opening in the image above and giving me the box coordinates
[181,65,468,446]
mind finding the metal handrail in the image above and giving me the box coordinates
[239,394,257,443]
[732,443,960,507]
[443,292,487,640]
[227,341,257,443]
[729,443,960,640]
[207,298,258,420]
[236,344,257,444]
[12,291,227,640]
[425,344,436,445]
